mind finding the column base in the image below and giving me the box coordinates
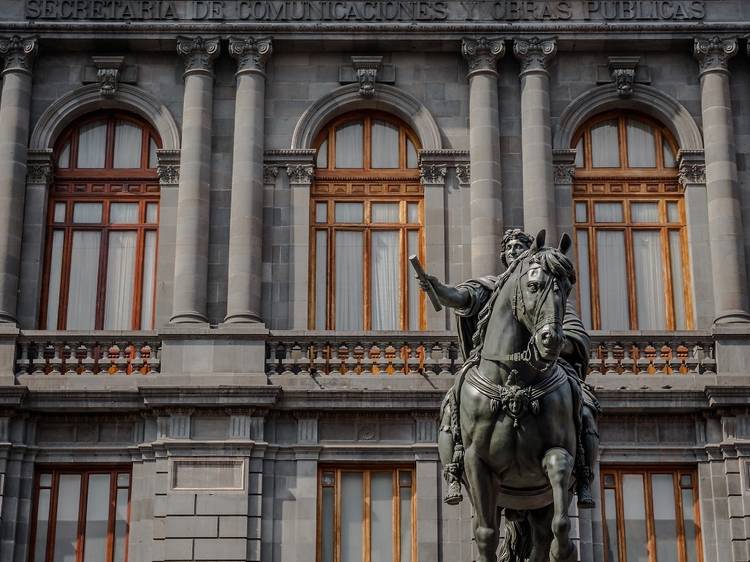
[714,309,750,324]
[169,311,209,324]
[223,312,263,324]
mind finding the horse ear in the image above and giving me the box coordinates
[531,229,546,251]
[559,233,572,254]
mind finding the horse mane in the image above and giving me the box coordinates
[527,246,576,289]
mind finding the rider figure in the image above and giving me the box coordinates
[422,228,600,508]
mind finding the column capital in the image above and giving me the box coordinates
[513,37,557,75]
[228,36,272,76]
[419,163,447,186]
[677,149,706,187]
[0,35,38,75]
[26,149,54,186]
[694,36,738,75]
[156,149,180,187]
[176,35,220,76]
[462,37,505,77]
[286,164,314,186]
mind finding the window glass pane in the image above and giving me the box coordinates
[681,488,699,562]
[371,472,394,562]
[146,203,158,224]
[321,485,335,562]
[46,230,64,330]
[622,474,648,562]
[77,122,107,168]
[54,203,66,223]
[335,202,363,223]
[372,120,400,168]
[335,122,363,168]
[633,231,666,330]
[575,137,584,167]
[603,488,620,562]
[53,474,82,562]
[399,484,412,562]
[406,138,418,169]
[113,121,143,168]
[631,202,659,223]
[590,120,620,168]
[670,231,687,330]
[341,472,363,562]
[335,231,363,330]
[66,232,101,330]
[576,230,592,330]
[315,230,327,330]
[575,202,587,223]
[316,202,328,223]
[667,202,680,223]
[663,138,676,168]
[73,203,102,223]
[372,203,400,223]
[317,139,328,168]
[140,231,157,330]
[371,231,400,330]
[117,473,130,487]
[597,231,630,329]
[104,231,137,330]
[651,474,679,562]
[40,474,53,487]
[83,474,111,562]
[408,231,419,331]
[110,203,139,224]
[407,203,418,223]
[58,142,70,168]
[34,488,51,562]
[594,202,623,222]
[148,137,158,168]
[627,119,657,167]
[113,488,129,562]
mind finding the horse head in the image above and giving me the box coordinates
[513,230,576,365]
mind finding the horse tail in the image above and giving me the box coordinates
[498,510,532,562]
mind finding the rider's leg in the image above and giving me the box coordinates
[543,447,577,562]
[577,404,599,508]
[439,399,463,505]
[463,447,499,562]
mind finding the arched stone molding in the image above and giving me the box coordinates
[291,83,443,151]
[29,83,180,150]
[554,84,703,152]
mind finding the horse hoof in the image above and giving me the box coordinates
[551,547,578,562]
[577,497,596,509]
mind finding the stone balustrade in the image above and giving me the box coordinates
[14,332,161,376]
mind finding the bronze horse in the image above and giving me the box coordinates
[440,231,583,562]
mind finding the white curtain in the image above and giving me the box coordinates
[109,203,139,224]
[669,231,687,329]
[140,231,157,330]
[594,202,623,223]
[406,138,418,168]
[66,232,101,329]
[371,230,400,330]
[407,231,419,330]
[52,475,81,562]
[113,122,143,168]
[371,120,399,168]
[371,472,394,562]
[371,203,399,223]
[631,202,659,223]
[407,203,418,223]
[148,137,158,168]
[335,122,363,168]
[575,137,584,167]
[315,230,328,329]
[46,231,64,329]
[623,475,649,562]
[77,122,107,168]
[399,482,412,562]
[590,120,619,167]
[83,474,111,562]
[113,488,129,562]
[596,230,629,329]
[651,474,679,562]
[633,230,666,330]
[335,202,363,223]
[146,203,158,224]
[317,139,328,168]
[335,231,363,330]
[663,138,676,167]
[576,230,593,329]
[73,202,102,224]
[34,487,51,562]
[58,142,70,168]
[627,119,656,167]
[104,232,137,330]
[341,473,363,562]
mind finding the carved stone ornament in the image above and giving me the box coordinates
[694,36,738,75]
[553,164,575,184]
[420,163,448,185]
[228,36,273,75]
[461,37,505,75]
[27,162,51,184]
[286,164,314,185]
[157,164,179,185]
[456,163,471,185]
[513,37,557,74]
[176,36,220,75]
[0,35,38,74]
[608,56,640,98]
[678,161,706,187]
[263,165,279,184]
[92,56,125,98]
[351,56,383,98]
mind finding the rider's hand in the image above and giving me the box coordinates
[418,274,439,293]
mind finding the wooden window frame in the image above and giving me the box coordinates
[601,465,703,562]
[40,111,161,330]
[310,111,425,331]
[28,465,132,562]
[317,465,417,562]
[572,111,692,330]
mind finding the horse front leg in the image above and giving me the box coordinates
[463,447,498,562]
[543,447,577,562]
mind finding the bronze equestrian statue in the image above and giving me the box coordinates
[419,229,600,562]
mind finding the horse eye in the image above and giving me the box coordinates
[527,282,538,292]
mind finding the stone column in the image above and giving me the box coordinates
[462,37,505,278]
[693,37,750,323]
[225,37,272,324]
[514,37,557,241]
[0,36,37,324]
[287,161,315,329]
[170,36,219,324]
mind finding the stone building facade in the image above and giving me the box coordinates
[0,1,749,561]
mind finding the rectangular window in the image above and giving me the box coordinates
[602,467,702,562]
[318,467,415,562]
[30,467,131,562]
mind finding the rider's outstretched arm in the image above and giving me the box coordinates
[420,276,471,309]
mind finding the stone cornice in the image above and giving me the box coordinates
[694,36,737,75]
[513,37,557,75]
[0,35,37,75]
[228,36,272,75]
[461,36,505,77]
[176,35,220,76]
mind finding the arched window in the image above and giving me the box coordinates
[310,111,423,330]
[41,111,160,330]
[572,111,692,330]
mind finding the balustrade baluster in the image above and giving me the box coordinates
[668,341,683,374]
[16,342,29,376]
[588,344,603,376]
[653,343,668,374]
[113,345,128,375]
[138,344,152,375]
[280,344,295,376]
[360,343,374,376]
[31,343,46,376]
[376,344,388,375]
[438,343,453,376]
[297,343,311,377]
[701,343,717,375]
[636,342,651,375]
[95,343,109,376]
[131,344,144,374]
[620,342,635,376]
[147,344,161,375]
[423,343,438,377]
[391,343,405,374]
[48,344,62,376]
[265,342,279,376]
[343,344,357,376]
[329,345,343,377]
[312,344,327,375]
[62,344,76,376]
[685,343,700,375]
[604,342,618,376]
[76,344,90,375]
